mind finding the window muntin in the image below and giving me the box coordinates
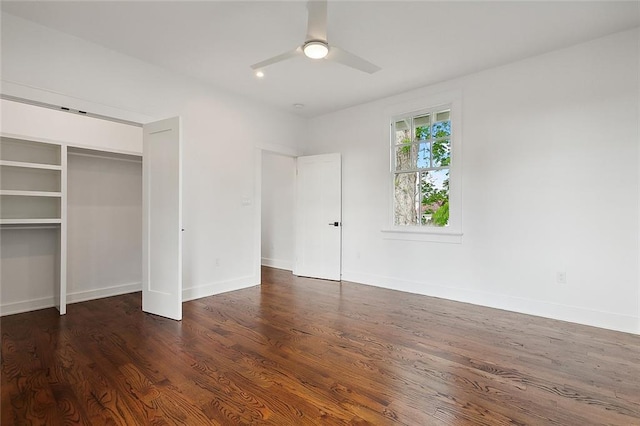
[392,106,451,227]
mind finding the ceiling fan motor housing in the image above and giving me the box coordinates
[303,40,330,59]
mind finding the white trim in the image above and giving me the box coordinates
[637,35,640,335]
[0,282,142,316]
[182,276,257,302]
[0,296,56,316]
[381,228,463,244]
[66,282,141,304]
[254,145,299,286]
[341,270,639,335]
[59,144,67,315]
[261,257,293,271]
[254,148,263,284]
[257,142,300,158]
[1,80,155,125]
[0,94,143,127]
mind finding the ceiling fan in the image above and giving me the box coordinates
[250,0,381,74]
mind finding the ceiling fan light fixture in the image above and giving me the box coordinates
[303,41,329,59]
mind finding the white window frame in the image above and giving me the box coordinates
[381,90,462,243]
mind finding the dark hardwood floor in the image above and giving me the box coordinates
[2,267,639,425]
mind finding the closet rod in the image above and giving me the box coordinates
[68,151,142,164]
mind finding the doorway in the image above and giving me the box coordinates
[261,151,296,272]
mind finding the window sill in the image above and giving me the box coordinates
[381,228,463,244]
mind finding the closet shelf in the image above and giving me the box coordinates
[0,160,62,170]
[0,218,62,225]
[0,190,63,197]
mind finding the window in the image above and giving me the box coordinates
[391,106,452,227]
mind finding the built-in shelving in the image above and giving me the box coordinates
[0,218,62,225]
[1,136,64,224]
[0,160,63,170]
[0,190,63,197]
[1,101,145,318]
[1,135,67,315]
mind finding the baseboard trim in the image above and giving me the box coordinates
[0,296,56,316]
[2,275,260,316]
[261,257,293,271]
[67,282,142,305]
[341,270,639,335]
[182,275,258,302]
[0,282,142,316]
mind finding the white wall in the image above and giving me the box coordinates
[261,152,295,271]
[306,29,640,334]
[1,12,306,303]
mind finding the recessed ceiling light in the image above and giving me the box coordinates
[293,103,304,109]
[255,70,265,78]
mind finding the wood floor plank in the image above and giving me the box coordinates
[2,266,639,425]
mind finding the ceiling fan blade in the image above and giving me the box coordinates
[306,0,328,41]
[326,46,381,74]
[250,47,302,70]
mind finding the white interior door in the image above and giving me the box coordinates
[142,117,182,320]
[294,153,342,280]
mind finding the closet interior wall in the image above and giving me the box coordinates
[66,148,142,304]
[0,220,62,313]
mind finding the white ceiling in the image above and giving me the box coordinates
[2,1,639,118]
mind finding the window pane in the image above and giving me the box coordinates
[394,119,411,145]
[414,114,430,127]
[394,172,419,225]
[395,144,416,171]
[395,119,410,132]
[414,114,430,140]
[417,142,430,168]
[432,120,451,137]
[436,110,450,122]
[395,131,410,146]
[432,138,450,167]
[420,169,449,226]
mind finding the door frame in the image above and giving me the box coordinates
[253,144,299,284]
[254,146,344,283]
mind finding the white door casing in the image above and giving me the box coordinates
[294,153,342,281]
[142,117,182,320]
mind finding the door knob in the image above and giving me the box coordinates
[328,221,340,227]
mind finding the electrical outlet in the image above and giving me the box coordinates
[556,271,567,284]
